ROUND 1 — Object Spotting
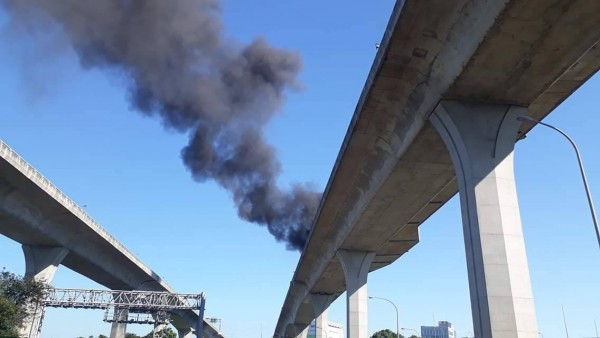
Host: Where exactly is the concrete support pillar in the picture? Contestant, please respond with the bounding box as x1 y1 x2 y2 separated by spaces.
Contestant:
315 309 328 338
430 101 539 338
19 245 68 338
336 250 375 338
178 328 194 338
110 307 129 338
310 293 332 338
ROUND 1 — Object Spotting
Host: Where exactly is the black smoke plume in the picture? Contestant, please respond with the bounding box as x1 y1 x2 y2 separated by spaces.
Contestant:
2 0 321 251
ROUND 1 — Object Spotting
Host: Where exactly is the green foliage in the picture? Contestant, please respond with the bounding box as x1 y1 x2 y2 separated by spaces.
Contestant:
371 329 404 338
142 327 177 338
158 327 177 338
96 327 176 338
0 271 48 337
0 271 48 306
0 294 19 337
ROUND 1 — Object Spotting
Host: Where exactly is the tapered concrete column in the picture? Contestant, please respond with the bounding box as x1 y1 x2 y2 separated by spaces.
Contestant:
314 309 328 338
178 328 194 338
310 293 331 338
336 250 375 338
19 245 68 338
110 307 129 338
430 101 538 338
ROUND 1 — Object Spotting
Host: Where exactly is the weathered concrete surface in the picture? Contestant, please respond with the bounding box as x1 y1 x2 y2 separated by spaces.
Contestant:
274 0 599 336
431 102 538 338
294 325 308 338
178 328 194 338
0 141 223 338
337 251 375 338
179 328 194 338
22 245 69 282
314 308 328 338
308 295 331 338
110 307 129 338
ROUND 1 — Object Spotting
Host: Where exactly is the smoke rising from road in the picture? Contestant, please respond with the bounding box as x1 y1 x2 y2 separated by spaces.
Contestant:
2 0 321 250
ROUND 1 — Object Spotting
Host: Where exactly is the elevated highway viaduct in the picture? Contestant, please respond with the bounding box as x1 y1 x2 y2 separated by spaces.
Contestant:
0 140 224 338
274 1 599 338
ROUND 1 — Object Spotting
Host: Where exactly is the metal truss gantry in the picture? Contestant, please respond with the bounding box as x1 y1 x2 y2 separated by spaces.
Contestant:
34 288 206 335
103 308 171 324
45 288 205 310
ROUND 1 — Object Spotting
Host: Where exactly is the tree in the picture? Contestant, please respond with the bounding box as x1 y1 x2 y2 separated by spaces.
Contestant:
371 329 404 338
0 295 19 337
159 328 177 338
99 335 109 338
125 334 141 338
143 327 177 338
0 271 48 337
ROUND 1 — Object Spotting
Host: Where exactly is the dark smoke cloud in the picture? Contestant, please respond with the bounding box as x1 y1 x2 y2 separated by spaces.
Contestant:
2 0 321 251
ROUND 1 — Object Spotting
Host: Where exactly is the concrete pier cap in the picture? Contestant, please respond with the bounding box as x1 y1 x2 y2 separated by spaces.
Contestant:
19 245 68 338
22 245 69 282
336 250 376 338
310 293 333 338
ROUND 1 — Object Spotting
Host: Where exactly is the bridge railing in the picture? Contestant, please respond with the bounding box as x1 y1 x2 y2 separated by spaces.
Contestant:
0 140 168 289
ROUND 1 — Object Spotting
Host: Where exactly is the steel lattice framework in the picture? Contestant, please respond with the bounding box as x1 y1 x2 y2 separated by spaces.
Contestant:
103 308 171 324
44 288 205 310
32 288 206 337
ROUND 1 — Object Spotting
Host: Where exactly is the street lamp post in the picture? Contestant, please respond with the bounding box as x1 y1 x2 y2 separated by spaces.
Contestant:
517 115 600 248
401 327 420 337
369 296 399 338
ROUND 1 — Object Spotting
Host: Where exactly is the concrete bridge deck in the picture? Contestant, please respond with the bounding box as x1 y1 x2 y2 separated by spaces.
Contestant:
274 0 599 336
0 140 223 338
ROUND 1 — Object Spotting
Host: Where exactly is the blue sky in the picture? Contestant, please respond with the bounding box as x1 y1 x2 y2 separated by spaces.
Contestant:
0 1 598 338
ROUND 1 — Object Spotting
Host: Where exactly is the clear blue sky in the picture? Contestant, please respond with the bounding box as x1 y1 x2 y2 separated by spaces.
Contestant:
0 1 598 338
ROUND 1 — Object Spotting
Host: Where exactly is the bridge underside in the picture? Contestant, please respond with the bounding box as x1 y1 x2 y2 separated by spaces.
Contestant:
276 0 599 336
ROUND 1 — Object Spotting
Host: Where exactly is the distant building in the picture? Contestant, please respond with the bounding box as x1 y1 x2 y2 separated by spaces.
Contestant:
307 320 344 338
421 321 455 338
